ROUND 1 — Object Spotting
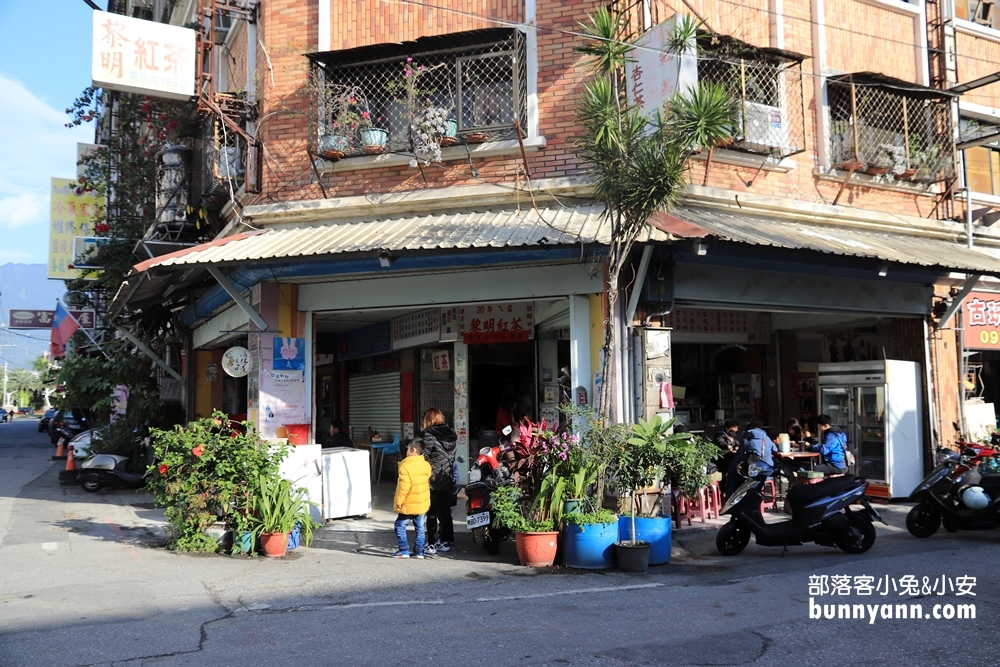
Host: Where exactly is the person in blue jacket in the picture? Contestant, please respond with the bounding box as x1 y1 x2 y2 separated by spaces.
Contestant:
811 414 848 475
724 422 778 498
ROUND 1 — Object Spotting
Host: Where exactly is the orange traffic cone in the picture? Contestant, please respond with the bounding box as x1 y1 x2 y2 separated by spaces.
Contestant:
53 437 66 460
65 446 76 472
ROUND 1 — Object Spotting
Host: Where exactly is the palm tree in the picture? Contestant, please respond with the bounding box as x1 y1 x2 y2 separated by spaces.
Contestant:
8 368 43 408
575 8 737 416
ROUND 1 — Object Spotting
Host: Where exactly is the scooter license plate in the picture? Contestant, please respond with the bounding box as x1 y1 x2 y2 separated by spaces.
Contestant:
467 512 491 529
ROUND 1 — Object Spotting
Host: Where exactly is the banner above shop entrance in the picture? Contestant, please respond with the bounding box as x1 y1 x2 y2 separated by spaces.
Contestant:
460 303 534 344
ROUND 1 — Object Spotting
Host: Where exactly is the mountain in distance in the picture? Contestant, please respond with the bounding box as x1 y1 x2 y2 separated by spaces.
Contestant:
0 263 67 369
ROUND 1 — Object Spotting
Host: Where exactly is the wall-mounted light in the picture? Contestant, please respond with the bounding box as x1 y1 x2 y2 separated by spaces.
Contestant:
878 262 888 277
378 250 396 268
694 240 708 256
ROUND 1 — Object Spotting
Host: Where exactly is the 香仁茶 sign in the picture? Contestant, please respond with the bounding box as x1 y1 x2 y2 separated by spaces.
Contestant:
92 10 196 100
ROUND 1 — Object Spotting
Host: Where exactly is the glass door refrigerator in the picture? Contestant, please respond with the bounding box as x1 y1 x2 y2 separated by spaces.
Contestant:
817 360 924 498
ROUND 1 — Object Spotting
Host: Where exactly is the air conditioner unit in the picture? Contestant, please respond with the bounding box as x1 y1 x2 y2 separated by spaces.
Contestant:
737 101 788 154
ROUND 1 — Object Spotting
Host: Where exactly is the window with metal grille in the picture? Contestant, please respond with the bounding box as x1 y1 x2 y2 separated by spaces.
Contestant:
311 29 526 159
696 37 805 159
827 75 956 184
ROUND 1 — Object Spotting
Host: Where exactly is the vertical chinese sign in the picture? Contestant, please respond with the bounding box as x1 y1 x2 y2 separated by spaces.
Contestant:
624 15 697 121
49 178 103 280
92 10 196 100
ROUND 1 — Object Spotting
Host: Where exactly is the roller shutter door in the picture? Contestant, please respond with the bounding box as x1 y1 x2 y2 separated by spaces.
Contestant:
347 372 401 443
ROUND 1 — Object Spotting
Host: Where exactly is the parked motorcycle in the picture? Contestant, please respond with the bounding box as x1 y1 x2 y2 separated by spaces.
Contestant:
906 446 1000 537
76 424 154 493
716 456 883 556
465 425 516 555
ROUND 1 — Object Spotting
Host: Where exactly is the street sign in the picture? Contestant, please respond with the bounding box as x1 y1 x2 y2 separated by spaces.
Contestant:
8 310 96 330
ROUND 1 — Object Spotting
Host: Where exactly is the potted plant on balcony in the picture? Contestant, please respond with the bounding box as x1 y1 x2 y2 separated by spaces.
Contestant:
317 84 371 160
360 115 388 155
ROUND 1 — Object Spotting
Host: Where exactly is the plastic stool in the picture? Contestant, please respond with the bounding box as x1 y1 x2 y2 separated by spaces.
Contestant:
760 478 778 512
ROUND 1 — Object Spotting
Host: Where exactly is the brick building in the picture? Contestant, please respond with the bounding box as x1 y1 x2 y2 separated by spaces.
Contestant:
112 0 1000 496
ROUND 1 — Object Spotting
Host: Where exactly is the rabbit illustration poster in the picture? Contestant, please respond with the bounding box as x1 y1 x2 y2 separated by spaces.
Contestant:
273 337 306 371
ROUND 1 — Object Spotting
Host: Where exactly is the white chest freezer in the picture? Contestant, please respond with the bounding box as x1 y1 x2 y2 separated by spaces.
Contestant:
321 447 372 520
278 444 324 524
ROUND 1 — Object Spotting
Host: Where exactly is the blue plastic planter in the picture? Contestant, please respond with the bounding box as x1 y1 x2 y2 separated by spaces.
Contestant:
561 521 618 569
287 523 301 550
618 516 672 565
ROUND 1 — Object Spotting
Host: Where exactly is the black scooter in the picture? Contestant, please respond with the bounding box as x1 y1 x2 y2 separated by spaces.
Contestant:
76 425 153 493
906 447 1000 537
717 457 884 556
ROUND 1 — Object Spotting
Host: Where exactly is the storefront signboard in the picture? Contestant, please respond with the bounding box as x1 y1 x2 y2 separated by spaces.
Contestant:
92 10 196 100
440 307 460 342
49 178 103 279
392 308 440 349
339 322 392 361
662 309 770 343
962 291 1000 350
8 309 95 329
259 370 307 439
624 16 696 123
459 303 534 344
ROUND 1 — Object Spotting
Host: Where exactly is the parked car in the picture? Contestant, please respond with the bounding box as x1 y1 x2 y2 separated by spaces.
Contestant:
48 408 90 444
18 407 34 414
0 408 7 423
38 408 56 433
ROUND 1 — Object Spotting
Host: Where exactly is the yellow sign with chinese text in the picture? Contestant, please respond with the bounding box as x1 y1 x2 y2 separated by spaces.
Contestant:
48 178 103 280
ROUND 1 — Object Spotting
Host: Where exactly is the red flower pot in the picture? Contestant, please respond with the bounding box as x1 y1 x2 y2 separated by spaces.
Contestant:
514 531 559 567
259 532 289 558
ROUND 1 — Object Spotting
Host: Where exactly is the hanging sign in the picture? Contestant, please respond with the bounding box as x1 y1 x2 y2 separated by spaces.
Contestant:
49 178 103 279
962 291 1000 349
8 310 95 329
92 11 196 100
221 346 251 377
338 322 392 361
459 303 534 344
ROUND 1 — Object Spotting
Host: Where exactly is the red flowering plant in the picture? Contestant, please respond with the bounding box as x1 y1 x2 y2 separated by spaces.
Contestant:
147 410 288 553
502 417 579 527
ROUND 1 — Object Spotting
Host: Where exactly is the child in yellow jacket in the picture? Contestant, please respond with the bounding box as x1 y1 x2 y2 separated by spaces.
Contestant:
392 439 433 558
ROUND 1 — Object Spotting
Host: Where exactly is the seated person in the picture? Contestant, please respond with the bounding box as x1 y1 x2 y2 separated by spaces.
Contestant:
810 414 849 475
724 422 778 498
323 419 354 449
712 419 740 491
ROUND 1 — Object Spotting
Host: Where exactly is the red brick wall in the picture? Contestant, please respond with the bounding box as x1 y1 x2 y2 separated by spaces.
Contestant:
239 0 956 219
329 0 523 51
931 286 962 449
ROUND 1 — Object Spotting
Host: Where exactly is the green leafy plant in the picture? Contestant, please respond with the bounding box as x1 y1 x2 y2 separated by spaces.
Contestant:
491 485 555 533
248 474 319 545
562 508 617 526
147 411 288 553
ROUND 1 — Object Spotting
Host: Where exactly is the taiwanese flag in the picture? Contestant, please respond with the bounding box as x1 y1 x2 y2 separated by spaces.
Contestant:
50 303 80 359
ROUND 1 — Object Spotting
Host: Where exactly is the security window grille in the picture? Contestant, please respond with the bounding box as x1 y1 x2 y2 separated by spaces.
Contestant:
312 29 526 158
827 75 956 184
961 117 1000 195
697 38 806 159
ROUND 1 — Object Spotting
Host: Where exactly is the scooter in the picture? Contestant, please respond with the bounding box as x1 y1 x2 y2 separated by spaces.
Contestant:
906 447 1000 537
465 425 516 555
77 425 154 493
716 456 883 556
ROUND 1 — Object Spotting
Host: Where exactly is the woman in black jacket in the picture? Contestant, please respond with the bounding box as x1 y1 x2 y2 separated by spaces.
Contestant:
421 408 457 552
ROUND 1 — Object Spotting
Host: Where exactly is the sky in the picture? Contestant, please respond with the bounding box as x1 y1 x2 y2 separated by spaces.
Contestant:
0 0 96 265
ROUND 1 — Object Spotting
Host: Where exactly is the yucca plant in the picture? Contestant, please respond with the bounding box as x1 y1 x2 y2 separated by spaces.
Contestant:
575 8 739 417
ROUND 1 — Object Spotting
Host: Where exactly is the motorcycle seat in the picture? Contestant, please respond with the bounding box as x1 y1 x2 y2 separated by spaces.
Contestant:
786 475 861 505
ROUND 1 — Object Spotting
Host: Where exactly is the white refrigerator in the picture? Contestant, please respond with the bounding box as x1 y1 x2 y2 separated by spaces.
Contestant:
818 360 924 499
321 447 372 520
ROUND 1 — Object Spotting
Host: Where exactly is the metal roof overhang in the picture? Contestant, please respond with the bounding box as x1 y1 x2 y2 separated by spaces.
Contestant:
110 204 648 320
652 206 1000 277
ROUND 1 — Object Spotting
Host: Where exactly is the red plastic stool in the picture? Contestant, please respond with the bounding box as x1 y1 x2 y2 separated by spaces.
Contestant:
760 478 778 512
687 486 718 522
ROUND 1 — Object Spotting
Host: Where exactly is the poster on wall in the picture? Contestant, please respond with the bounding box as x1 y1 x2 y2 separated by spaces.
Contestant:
259 370 307 438
273 337 306 370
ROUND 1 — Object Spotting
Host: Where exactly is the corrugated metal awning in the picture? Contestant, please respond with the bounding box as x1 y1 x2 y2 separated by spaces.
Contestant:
653 206 1000 276
140 204 649 269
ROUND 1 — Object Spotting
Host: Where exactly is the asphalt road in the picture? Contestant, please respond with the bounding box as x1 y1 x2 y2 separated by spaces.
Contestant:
1 417 997 667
